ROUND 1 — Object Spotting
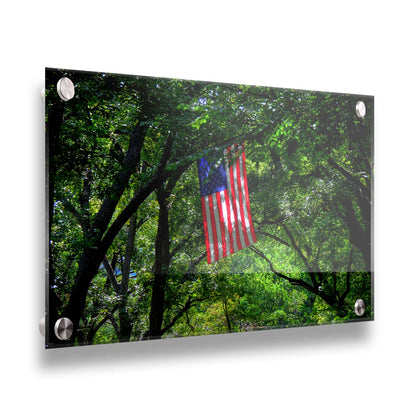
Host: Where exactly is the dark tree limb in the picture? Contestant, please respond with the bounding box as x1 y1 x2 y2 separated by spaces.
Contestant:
313 244 323 273
281 224 310 270
121 213 137 294
248 246 336 306
147 182 172 338
108 313 120 337
339 248 354 305
281 224 318 288
89 121 147 241
169 236 192 260
338 196 371 271
328 158 370 199
160 297 208 336
86 313 112 343
102 255 120 294
223 298 232 333
100 139 186 254
62 121 148 342
185 252 206 276
257 231 290 247
117 212 138 341
60 197 88 233
248 246 312 290
79 167 92 229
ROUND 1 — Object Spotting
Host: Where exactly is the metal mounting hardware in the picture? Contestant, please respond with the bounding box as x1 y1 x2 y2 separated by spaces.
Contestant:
57 77 75 101
354 299 366 316
39 316 45 337
54 318 73 340
355 101 366 118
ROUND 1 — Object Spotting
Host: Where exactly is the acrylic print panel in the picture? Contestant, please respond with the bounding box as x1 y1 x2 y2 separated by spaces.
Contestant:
45 68 374 348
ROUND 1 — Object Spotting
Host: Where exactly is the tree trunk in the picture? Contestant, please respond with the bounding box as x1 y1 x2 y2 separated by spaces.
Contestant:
57 123 146 346
147 187 170 339
118 212 137 341
223 298 232 333
339 197 371 271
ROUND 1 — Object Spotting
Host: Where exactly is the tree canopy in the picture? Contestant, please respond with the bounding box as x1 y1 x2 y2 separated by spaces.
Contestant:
45 68 373 348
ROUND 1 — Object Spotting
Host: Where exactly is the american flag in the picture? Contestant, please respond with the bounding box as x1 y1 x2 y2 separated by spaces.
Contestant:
197 143 257 264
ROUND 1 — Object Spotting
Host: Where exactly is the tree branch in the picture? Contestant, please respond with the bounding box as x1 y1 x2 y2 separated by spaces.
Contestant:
248 246 314 291
90 122 147 239
328 158 370 199
161 297 207 335
248 246 338 306
102 255 120 294
87 313 111 342
257 231 290 247
60 197 85 229
79 167 92 229
339 248 354 304
313 244 323 273
121 211 137 296
185 252 206 275
281 224 317 287
169 236 192 260
108 313 120 337
100 135 190 256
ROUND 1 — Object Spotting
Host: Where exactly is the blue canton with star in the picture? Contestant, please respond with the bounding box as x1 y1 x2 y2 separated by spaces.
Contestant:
197 152 227 197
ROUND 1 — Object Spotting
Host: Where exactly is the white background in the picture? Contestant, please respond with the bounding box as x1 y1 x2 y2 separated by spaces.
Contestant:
1 1 415 414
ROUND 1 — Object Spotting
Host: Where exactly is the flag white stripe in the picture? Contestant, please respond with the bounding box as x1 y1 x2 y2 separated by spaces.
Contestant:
220 190 230 257
212 193 224 259
204 196 215 262
238 151 254 245
224 148 239 253
232 145 247 249
228 191 238 253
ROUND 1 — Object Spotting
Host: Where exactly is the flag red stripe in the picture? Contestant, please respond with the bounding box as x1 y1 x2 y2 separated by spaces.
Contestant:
224 189 235 255
216 192 227 259
236 151 250 247
201 197 211 264
229 163 242 251
208 194 219 262
242 149 256 243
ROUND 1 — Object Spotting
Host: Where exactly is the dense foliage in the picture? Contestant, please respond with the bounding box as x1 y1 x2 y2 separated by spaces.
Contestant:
46 68 373 347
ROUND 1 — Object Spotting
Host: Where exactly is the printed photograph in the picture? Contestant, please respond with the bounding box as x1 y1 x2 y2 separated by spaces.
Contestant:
46 68 373 348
